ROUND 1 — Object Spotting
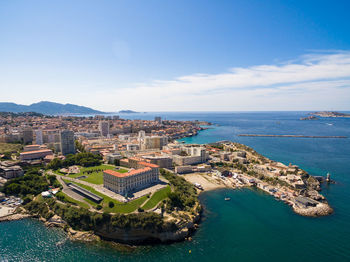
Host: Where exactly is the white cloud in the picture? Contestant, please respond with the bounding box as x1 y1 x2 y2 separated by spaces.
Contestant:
1 51 350 111
88 51 350 111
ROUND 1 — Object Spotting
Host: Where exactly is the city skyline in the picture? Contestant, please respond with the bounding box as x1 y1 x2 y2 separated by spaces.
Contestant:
1 0 350 111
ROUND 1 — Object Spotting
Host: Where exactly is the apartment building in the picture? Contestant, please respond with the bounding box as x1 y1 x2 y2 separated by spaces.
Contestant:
140 135 168 150
60 130 75 155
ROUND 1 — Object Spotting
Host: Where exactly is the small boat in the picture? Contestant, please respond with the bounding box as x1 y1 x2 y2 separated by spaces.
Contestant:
224 197 231 201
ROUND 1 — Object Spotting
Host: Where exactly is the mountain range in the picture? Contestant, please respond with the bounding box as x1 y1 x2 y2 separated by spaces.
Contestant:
0 101 105 115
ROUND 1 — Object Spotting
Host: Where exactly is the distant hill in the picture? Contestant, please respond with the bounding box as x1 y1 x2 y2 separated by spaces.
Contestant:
0 101 104 115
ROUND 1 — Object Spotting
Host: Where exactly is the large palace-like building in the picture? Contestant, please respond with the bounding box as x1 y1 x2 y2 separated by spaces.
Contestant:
103 161 159 195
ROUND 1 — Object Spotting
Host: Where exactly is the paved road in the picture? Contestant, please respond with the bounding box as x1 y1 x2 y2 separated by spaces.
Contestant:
50 172 94 209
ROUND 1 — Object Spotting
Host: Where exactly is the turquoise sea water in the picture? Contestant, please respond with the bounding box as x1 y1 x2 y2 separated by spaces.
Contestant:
1 112 350 261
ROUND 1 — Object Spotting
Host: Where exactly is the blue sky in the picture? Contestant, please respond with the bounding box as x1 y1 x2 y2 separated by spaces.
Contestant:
0 0 350 111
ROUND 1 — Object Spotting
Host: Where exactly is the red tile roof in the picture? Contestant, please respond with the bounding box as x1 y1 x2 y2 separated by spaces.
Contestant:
20 149 53 155
138 161 159 168
104 167 152 178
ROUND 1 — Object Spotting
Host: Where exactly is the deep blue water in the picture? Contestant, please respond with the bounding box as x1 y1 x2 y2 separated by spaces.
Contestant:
1 112 350 261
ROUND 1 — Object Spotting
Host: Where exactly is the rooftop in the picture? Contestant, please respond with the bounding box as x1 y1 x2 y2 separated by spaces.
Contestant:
138 161 159 168
20 149 53 155
104 167 152 178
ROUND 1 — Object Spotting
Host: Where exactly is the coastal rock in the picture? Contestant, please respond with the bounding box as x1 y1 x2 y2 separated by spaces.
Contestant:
0 213 31 222
45 215 67 228
67 228 100 242
95 213 200 244
95 226 191 243
300 116 318 120
293 203 333 217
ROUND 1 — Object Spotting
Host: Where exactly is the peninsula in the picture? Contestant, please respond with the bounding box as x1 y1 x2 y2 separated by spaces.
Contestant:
0 113 333 246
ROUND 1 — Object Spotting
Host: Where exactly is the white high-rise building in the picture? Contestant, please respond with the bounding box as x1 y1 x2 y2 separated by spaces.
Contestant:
138 130 146 142
35 129 43 145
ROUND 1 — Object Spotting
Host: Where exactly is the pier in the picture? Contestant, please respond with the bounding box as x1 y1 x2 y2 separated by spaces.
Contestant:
238 134 347 139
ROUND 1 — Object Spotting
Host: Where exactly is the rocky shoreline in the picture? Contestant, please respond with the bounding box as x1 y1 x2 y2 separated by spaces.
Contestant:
42 212 200 244
183 141 335 218
17 199 202 245
0 212 32 222
185 172 334 218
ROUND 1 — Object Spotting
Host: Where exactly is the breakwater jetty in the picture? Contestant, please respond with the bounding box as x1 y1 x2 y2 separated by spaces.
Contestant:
238 134 347 138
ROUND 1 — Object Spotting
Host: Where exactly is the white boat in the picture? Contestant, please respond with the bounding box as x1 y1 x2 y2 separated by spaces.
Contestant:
224 197 231 201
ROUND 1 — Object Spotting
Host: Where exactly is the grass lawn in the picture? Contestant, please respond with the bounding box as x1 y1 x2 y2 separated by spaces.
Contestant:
68 164 128 185
63 179 148 213
0 142 22 153
142 186 171 210
55 191 90 209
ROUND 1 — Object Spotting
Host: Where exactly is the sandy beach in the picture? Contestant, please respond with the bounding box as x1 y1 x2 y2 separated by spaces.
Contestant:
182 173 228 191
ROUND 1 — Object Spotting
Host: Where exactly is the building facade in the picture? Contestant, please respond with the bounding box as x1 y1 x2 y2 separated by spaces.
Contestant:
99 121 109 137
19 149 53 161
35 129 43 145
103 165 159 195
0 164 24 179
143 155 173 168
140 136 168 150
22 128 33 144
173 146 209 165
154 116 162 123
60 130 75 155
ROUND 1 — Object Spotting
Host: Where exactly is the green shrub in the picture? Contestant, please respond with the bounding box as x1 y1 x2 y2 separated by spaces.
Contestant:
2 171 49 196
160 169 198 211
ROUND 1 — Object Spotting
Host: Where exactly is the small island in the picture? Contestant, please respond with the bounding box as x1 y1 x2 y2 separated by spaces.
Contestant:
310 111 350 118
118 110 139 114
300 115 318 121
